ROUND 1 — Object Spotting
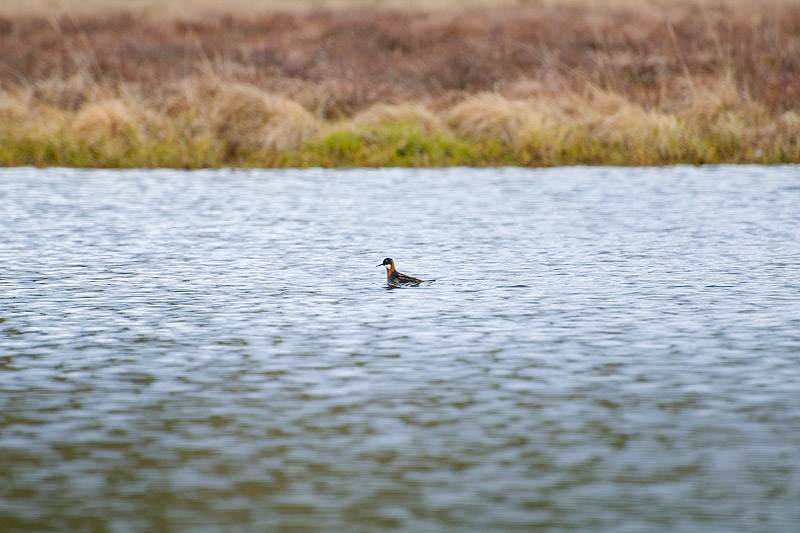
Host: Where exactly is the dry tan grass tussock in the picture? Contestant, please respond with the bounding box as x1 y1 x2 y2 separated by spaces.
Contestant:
349 103 445 134
673 77 770 144
663 75 760 119
576 89 682 152
444 93 537 148
289 80 399 121
777 112 800 142
160 81 206 117
31 75 111 112
210 83 321 154
598 107 682 157
746 110 800 150
71 99 140 143
0 90 32 125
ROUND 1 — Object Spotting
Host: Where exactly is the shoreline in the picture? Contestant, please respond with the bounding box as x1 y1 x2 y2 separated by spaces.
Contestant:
1 2 798 167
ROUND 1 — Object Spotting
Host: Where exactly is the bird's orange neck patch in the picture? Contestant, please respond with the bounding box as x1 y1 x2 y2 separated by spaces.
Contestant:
387 264 395 275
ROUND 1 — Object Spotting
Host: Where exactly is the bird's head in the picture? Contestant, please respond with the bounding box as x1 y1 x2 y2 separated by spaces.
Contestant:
376 257 394 270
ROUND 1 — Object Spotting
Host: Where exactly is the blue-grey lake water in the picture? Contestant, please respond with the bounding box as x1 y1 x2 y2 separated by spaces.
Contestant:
1 166 799 532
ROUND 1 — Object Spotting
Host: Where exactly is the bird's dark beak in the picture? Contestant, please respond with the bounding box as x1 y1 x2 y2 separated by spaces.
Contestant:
376 263 383 267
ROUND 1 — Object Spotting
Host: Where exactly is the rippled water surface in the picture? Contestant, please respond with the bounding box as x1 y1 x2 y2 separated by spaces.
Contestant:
2 166 800 531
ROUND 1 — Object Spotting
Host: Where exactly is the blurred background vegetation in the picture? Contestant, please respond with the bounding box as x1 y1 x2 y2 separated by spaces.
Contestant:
1 0 798 167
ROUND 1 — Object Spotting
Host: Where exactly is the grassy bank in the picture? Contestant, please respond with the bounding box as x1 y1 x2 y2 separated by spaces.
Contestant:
1 1 799 167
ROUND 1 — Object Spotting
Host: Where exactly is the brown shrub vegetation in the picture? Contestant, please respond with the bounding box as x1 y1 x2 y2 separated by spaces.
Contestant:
1 1 798 115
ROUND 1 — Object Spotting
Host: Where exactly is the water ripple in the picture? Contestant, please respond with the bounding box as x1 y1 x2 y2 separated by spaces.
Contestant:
1 166 799 531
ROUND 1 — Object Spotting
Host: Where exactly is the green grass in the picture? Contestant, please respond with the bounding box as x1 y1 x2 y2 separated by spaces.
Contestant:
278 125 478 167
0 117 797 169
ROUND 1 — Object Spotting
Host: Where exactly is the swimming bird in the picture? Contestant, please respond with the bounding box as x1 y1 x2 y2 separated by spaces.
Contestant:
377 258 435 287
